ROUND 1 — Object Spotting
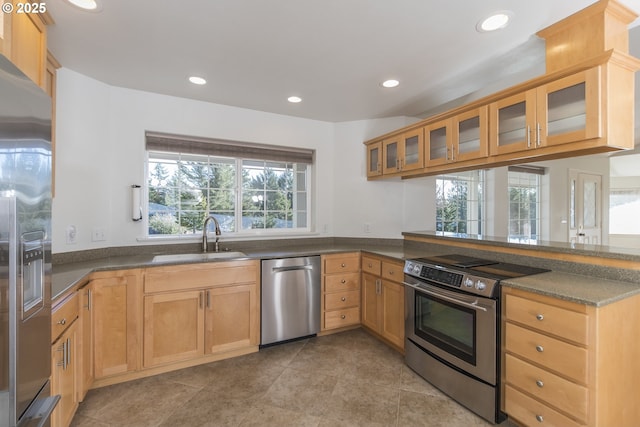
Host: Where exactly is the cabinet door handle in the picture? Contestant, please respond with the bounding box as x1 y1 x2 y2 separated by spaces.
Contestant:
84 288 92 310
535 415 544 423
536 380 544 388
56 343 65 368
445 146 449 161
199 291 204 309
527 125 532 148
451 145 455 161
57 318 66 325
206 290 211 309
536 345 544 353
536 314 544 321
66 337 71 369
536 123 542 146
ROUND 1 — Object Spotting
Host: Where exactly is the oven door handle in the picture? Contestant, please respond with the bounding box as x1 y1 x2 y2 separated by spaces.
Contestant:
403 281 488 312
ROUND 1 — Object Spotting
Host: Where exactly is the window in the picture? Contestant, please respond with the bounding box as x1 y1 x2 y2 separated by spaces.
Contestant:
146 132 312 236
508 167 541 243
610 188 640 234
436 170 484 234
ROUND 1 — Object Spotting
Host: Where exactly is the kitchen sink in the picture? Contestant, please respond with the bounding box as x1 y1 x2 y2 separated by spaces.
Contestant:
152 251 247 263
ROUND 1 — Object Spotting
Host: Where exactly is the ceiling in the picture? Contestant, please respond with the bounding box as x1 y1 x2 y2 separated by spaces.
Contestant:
46 0 640 123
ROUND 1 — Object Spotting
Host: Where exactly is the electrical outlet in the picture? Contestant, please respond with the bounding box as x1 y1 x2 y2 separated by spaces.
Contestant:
66 225 77 244
92 227 106 242
363 223 371 234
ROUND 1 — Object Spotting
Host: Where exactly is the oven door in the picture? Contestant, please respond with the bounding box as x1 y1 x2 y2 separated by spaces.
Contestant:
404 275 497 385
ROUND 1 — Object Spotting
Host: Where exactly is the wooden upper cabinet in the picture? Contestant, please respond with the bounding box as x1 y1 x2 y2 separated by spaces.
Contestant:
10 10 47 88
424 118 452 167
381 129 424 175
490 67 601 157
382 135 401 175
0 6 53 89
400 128 424 172
366 141 382 178
425 107 488 167
453 106 489 162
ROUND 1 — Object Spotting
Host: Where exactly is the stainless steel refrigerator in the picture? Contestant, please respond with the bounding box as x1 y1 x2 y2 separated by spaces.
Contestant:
0 55 58 426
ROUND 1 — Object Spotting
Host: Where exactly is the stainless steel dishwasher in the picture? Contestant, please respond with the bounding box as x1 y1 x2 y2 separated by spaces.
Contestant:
261 256 321 346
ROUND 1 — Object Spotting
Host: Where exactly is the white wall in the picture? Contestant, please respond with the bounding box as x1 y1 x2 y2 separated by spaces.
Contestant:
53 68 336 253
52 68 615 253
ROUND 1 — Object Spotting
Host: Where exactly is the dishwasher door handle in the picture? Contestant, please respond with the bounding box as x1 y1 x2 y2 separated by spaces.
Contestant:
271 265 314 273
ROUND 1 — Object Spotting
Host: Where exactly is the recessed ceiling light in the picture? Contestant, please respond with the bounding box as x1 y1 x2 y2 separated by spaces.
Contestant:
64 0 101 11
288 96 302 103
477 11 512 32
382 79 400 88
188 76 207 85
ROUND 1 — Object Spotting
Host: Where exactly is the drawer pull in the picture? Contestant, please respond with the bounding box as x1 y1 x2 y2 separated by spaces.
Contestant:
341 297 346 302
388 270 394 275
536 380 544 388
57 318 66 325
341 279 346 284
536 314 544 321
536 414 544 423
341 263 346 267
368 263 372 268
341 314 346 319
536 345 544 353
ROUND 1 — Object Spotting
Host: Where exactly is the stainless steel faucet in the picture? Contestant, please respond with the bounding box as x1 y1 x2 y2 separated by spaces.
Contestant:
202 215 222 253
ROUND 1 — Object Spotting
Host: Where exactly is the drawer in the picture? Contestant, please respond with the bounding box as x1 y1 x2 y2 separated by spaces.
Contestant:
51 292 79 343
325 289 360 310
324 307 360 330
504 384 585 427
505 323 588 383
361 256 381 275
505 354 588 422
505 294 588 345
324 272 360 292
381 260 403 282
145 260 258 293
324 254 360 274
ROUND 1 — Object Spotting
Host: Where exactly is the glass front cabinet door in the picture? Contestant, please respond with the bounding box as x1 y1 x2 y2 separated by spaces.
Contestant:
366 141 382 178
382 129 424 175
490 67 601 156
424 119 452 167
382 136 401 175
400 128 424 172
452 106 488 162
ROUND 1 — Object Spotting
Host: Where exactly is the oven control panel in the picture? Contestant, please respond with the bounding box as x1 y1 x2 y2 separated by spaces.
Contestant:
404 260 498 298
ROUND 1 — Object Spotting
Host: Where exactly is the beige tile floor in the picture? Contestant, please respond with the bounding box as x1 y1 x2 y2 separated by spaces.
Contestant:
70 329 518 427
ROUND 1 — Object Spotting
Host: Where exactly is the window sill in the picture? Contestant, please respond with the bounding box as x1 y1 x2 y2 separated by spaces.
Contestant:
136 230 323 244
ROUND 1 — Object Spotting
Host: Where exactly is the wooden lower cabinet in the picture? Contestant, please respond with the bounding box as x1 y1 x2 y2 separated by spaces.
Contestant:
143 260 260 369
78 285 93 401
360 255 404 351
51 293 80 427
502 287 640 427
321 253 361 332
88 270 142 380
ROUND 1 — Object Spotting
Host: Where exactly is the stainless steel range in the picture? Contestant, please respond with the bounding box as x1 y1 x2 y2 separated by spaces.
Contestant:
403 254 548 424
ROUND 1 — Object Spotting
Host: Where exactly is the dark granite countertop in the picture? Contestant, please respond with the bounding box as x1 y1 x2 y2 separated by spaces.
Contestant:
403 230 640 262
52 241 640 308
51 244 429 302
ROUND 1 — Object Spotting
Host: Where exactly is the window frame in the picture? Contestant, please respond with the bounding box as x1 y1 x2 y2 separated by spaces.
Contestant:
144 134 314 239
507 168 541 243
435 170 485 235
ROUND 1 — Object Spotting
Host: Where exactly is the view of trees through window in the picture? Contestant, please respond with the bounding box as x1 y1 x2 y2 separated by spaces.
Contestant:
508 170 540 243
147 152 308 235
435 171 484 234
